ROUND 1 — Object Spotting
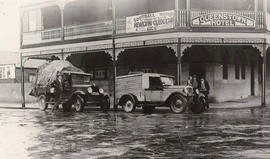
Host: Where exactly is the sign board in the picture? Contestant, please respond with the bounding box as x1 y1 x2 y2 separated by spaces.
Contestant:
191 12 255 28
0 65 15 79
126 10 175 33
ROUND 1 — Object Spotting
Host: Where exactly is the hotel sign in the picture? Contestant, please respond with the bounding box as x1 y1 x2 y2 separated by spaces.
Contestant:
191 12 255 28
126 10 174 33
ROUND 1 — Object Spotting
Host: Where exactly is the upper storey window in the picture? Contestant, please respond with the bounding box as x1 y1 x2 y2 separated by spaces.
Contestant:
22 9 42 32
41 6 61 29
116 0 174 18
64 0 110 26
268 0 270 13
191 0 255 11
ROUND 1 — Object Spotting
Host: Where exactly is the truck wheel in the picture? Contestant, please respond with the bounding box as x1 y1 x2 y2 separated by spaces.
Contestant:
169 95 187 114
142 106 155 114
38 95 48 111
74 97 84 112
190 97 206 114
122 97 136 113
63 102 72 112
100 96 110 112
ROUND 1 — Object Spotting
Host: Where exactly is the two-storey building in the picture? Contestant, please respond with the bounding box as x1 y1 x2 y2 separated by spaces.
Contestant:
20 0 270 104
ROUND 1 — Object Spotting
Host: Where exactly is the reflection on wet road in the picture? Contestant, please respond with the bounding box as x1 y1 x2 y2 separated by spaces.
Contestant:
1 107 270 159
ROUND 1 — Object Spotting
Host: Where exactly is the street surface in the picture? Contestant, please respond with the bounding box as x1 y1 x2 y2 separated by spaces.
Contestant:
1 105 270 159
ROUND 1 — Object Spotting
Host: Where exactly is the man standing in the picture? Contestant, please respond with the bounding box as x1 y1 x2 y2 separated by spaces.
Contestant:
199 77 210 109
52 72 64 111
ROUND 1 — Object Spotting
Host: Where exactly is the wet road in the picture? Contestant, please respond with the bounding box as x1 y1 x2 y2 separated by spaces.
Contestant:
1 106 270 159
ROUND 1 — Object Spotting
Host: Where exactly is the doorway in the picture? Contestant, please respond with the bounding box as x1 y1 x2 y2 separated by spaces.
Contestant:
189 63 206 79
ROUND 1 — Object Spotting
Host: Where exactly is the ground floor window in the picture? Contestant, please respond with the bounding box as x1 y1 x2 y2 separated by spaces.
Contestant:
93 69 107 80
241 64 246 80
28 73 36 83
235 63 240 80
142 68 153 73
223 63 228 80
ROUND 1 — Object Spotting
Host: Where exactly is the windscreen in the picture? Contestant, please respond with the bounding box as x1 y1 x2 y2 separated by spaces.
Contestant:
71 74 91 85
161 76 174 86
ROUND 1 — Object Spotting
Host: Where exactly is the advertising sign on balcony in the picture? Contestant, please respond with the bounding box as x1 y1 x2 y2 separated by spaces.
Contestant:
191 12 255 28
0 65 15 79
126 10 174 33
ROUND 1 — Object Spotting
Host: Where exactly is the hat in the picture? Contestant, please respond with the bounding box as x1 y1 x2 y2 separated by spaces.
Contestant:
56 71 63 77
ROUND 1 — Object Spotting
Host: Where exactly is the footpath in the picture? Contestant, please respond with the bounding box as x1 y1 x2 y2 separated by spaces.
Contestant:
210 95 270 109
0 96 269 110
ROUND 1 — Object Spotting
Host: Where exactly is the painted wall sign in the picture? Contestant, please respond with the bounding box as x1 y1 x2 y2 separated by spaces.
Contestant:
0 65 15 79
126 10 175 33
191 12 255 28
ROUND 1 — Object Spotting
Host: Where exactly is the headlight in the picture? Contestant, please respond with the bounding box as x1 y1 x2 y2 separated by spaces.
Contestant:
50 87 55 93
99 88 104 94
87 87 93 93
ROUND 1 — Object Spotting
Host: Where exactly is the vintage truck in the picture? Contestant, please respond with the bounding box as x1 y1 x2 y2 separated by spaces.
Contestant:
116 73 203 114
30 60 110 112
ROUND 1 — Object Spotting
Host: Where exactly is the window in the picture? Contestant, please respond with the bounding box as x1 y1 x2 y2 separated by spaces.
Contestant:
94 70 107 80
191 0 254 11
241 64 246 80
235 63 240 80
268 0 270 13
0 67 6 79
0 68 3 79
29 10 37 31
149 77 163 90
71 74 91 85
222 63 228 80
116 0 174 18
142 68 153 73
29 74 36 83
42 6 61 29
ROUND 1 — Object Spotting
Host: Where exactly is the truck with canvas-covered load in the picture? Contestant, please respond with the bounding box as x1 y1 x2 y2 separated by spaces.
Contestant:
29 60 110 112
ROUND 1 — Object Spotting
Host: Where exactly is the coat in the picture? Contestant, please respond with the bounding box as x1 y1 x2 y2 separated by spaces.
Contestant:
198 80 210 94
52 79 64 98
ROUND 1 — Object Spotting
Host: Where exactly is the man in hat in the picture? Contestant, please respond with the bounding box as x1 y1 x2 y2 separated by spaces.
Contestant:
52 71 64 111
198 77 210 109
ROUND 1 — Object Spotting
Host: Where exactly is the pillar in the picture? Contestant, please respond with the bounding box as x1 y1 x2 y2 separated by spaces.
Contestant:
262 43 267 106
175 0 180 28
177 44 182 85
186 0 191 28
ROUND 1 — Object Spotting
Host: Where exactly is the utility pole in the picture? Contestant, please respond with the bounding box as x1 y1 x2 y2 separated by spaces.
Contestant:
20 53 25 108
112 0 117 110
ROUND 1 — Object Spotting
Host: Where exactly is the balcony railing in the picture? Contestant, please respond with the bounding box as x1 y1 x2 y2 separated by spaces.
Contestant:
41 28 62 40
22 10 265 46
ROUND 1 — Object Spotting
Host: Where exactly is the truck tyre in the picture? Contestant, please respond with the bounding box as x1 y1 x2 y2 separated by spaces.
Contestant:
63 102 72 112
122 96 136 113
190 96 206 114
169 95 187 114
142 106 155 114
74 96 84 112
38 95 48 111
